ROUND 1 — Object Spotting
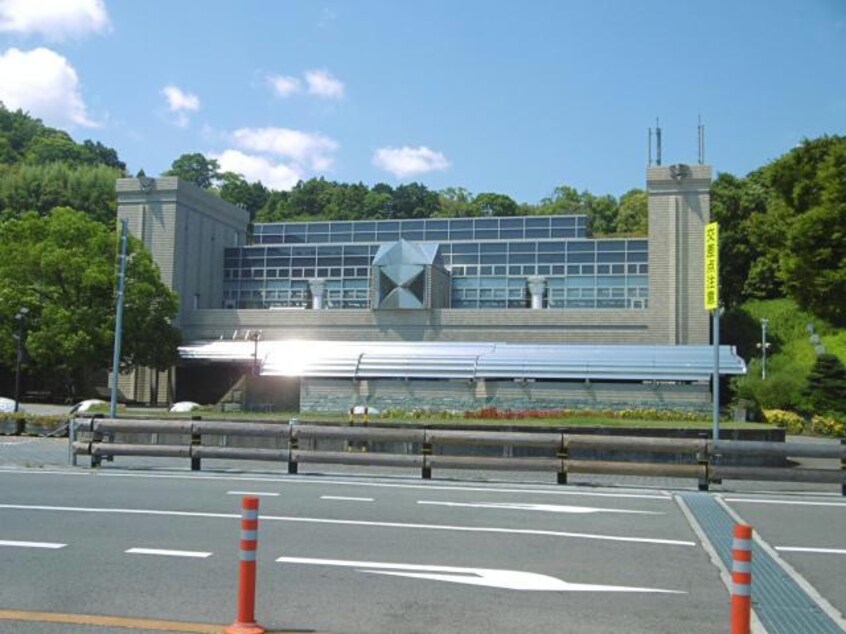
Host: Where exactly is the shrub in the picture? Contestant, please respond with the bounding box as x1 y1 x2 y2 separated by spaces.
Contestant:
762 409 807 434
809 414 846 438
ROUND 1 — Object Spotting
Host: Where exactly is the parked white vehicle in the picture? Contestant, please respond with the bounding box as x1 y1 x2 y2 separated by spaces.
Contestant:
169 401 201 413
68 399 107 414
0 397 22 413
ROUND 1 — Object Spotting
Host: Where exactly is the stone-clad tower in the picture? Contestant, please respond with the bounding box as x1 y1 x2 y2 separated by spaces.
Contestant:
646 163 711 344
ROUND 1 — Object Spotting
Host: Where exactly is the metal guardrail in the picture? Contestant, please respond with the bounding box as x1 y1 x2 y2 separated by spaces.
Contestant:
70 418 846 493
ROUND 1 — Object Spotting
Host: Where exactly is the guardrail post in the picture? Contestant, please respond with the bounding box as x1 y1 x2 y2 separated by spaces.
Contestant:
225 496 265 634
698 433 710 491
190 415 202 471
90 416 102 468
68 419 77 466
731 523 753 634
421 432 432 480
557 434 568 485
841 439 845 497
288 418 298 475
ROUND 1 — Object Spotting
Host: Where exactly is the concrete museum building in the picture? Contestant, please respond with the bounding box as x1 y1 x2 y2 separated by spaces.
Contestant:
115 163 745 412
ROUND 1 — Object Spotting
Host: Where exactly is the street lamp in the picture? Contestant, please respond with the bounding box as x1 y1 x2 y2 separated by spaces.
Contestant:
756 318 771 380
13 307 30 413
249 330 263 376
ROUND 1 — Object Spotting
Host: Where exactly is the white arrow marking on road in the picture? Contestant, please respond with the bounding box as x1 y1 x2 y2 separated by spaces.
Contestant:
417 501 662 515
0 540 65 549
276 557 684 593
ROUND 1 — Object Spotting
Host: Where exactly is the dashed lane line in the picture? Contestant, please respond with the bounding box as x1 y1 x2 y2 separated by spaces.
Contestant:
320 495 374 502
0 503 695 547
723 497 846 508
0 539 65 549
775 547 846 555
227 490 280 496
126 547 213 558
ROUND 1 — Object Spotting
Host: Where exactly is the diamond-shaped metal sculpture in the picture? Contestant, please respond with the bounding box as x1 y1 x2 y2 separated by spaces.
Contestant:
372 240 442 309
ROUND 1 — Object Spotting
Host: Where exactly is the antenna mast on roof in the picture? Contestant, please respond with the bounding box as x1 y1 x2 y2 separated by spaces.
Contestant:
648 127 653 166
655 118 662 166
697 115 705 164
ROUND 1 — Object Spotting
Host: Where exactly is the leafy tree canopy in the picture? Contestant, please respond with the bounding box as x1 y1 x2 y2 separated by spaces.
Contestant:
164 153 221 189
0 208 179 399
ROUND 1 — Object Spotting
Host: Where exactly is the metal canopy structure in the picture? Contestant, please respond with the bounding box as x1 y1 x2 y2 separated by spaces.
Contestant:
179 340 746 383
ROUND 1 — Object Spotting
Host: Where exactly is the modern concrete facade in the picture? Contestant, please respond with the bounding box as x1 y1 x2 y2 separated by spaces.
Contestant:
115 163 721 410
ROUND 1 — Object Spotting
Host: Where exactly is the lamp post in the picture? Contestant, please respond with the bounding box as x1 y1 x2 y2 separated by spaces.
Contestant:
250 330 263 376
13 307 30 413
757 318 770 380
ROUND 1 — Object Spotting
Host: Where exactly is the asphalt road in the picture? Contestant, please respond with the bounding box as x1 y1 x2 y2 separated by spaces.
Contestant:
0 465 844 634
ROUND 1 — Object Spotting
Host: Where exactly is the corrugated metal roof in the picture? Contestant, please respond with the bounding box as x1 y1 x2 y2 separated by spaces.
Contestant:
179 340 746 382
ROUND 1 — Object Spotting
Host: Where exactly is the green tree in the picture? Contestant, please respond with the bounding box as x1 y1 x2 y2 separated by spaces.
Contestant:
390 182 439 219
164 153 221 189
218 172 269 219
0 208 179 399
472 192 518 217
0 162 122 225
779 139 846 325
438 187 475 217
803 353 846 414
24 132 90 165
616 189 647 235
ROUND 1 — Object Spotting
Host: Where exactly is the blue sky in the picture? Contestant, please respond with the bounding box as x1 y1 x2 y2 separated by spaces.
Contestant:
0 0 844 203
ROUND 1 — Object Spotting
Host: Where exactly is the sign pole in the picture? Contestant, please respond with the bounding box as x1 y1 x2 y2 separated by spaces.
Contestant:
713 307 720 441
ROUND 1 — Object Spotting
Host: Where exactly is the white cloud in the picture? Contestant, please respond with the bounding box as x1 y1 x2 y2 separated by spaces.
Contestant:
212 149 303 191
0 47 96 128
0 0 110 40
268 74 302 98
232 126 338 170
305 68 344 99
162 85 200 127
373 146 450 178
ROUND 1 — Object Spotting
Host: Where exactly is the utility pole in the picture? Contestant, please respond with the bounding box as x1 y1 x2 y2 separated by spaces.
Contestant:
13 307 29 413
110 219 128 419
758 318 770 380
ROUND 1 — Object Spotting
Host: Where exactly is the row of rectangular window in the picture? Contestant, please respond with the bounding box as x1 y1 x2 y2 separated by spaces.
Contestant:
226 239 647 261
223 263 649 283
254 215 588 234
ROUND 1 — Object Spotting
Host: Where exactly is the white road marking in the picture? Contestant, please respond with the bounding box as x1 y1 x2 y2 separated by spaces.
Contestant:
0 540 65 549
724 498 846 508
0 468 672 500
125 548 212 558
0 504 694 547
276 557 684 593
226 491 279 497
417 500 661 515
776 547 846 555
321 496 374 502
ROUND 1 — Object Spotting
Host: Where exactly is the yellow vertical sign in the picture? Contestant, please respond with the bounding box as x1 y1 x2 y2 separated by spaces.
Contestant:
705 222 719 310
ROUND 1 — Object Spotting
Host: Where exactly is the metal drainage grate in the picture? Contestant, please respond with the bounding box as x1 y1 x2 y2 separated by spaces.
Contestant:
679 492 844 634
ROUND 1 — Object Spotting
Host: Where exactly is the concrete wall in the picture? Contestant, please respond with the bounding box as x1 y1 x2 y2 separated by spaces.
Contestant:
300 378 711 414
116 178 250 324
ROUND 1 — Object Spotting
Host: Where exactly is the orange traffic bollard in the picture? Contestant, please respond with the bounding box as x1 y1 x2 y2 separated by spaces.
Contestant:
730 523 753 634
225 496 265 634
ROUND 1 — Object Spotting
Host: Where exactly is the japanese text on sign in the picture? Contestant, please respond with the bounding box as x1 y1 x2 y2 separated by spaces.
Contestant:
705 222 719 310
